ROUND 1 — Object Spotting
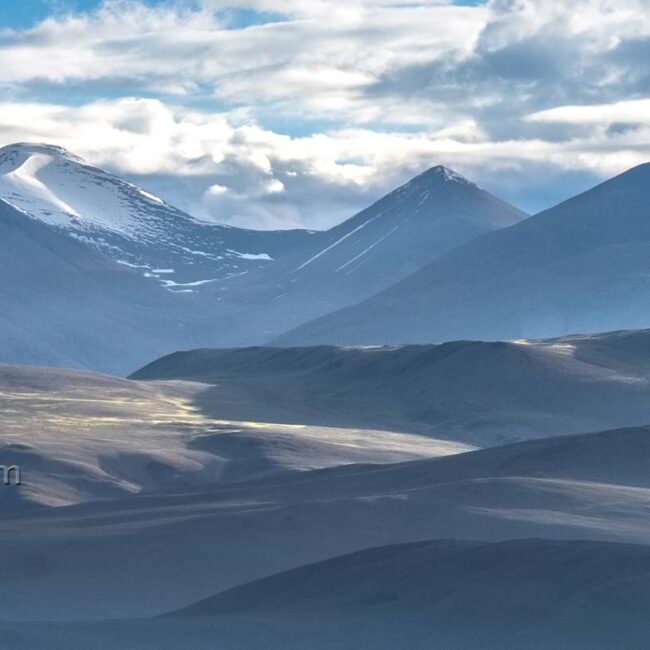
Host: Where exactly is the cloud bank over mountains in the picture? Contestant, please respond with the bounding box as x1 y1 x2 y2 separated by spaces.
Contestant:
0 0 648 228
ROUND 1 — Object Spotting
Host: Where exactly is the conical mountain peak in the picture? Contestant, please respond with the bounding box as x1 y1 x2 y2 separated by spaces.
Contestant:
411 164 477 188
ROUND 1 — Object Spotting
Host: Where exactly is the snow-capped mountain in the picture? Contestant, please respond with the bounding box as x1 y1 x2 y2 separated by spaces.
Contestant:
0 143 314 290
0 144 526 368
277 162 650 346
207 164 526 345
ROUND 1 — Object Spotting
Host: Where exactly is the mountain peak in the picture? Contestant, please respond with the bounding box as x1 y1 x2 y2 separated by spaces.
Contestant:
0 142 84 168
1 141 74 154
386 164 477 203
600 161 650 188
416 164 476 187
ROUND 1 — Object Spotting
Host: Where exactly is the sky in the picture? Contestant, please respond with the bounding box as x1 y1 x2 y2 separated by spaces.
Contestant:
0 0 648 229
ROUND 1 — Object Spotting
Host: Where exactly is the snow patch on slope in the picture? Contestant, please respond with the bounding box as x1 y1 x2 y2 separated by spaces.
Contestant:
296 214 383 270
228 250 274 260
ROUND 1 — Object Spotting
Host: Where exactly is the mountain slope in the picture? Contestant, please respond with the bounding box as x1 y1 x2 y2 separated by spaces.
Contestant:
209 165 526 343
131 329 650 445
0 195 283 373
0 143 315 289
277 162 650 345
0 197 200 373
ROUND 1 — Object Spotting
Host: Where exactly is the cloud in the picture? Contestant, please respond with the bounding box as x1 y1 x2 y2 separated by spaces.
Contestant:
527 99 650 125
2 94 649 227
0 0 648 225
0 0 488 122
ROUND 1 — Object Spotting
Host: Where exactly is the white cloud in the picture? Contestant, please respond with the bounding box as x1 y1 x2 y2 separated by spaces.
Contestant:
2 94 648 228
0 0 648 225
0 0 488 124
527 99 650 125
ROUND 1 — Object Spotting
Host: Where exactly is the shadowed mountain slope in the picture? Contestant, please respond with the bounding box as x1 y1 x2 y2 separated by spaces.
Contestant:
0 198 199 373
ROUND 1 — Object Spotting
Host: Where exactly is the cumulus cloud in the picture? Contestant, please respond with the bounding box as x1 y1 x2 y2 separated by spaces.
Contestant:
527 99 650 125
0 0 489 125
0 0 648 225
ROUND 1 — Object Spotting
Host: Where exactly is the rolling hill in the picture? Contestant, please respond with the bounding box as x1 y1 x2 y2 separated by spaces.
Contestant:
1 423 650 621
132 329 650 445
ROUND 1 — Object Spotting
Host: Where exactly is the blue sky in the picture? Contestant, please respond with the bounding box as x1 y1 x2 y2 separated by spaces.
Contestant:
0 0 648 229
0 1 484 29
0 1 101 28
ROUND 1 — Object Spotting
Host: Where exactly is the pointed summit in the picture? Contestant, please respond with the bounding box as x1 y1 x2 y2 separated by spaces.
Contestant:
389 164 477 202
334 162 522 237
292 164 524 279
419 164 476 186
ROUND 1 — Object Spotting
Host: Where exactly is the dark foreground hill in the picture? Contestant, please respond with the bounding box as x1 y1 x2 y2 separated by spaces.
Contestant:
4 538 650 649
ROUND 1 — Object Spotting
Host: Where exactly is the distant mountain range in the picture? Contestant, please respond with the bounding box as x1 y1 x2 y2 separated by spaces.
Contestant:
3 141 650 373
0 142 525 372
